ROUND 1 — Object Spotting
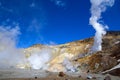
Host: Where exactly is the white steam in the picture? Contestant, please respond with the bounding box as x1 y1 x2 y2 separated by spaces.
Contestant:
89 0 115 52
0 26 53 70
0 26 26 68
63 58 78 72
28 48 52 70
0 25 55 70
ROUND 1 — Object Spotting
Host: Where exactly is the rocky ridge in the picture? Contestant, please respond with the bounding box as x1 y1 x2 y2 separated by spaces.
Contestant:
22 31 120 76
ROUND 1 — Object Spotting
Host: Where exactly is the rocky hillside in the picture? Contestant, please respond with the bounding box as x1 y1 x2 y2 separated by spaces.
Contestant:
22 31 120 76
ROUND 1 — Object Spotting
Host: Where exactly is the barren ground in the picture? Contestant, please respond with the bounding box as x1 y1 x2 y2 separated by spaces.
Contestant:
0 69 120 80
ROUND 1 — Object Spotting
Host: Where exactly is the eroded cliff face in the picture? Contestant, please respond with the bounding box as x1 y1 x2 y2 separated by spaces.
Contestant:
20 31 120 75
76 31 120 73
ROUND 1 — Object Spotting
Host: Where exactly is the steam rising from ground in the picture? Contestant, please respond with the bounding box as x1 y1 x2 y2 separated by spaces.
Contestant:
0 26 78 72
0 26 26 68
0 26 53 70
89 0 115 52
63 58 78 72
28 48 52 70
0 0 116 74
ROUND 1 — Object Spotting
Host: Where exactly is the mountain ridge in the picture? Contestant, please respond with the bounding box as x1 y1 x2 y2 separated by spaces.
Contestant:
22 31 120 76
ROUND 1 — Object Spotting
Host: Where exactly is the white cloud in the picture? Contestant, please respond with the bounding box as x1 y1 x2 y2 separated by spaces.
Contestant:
27 19 42 33
51 0 66 7
30 2 35 8
47 41 57 46
0 5 13 13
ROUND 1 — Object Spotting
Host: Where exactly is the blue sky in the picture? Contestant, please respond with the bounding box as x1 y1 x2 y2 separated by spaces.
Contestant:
0 0 120 48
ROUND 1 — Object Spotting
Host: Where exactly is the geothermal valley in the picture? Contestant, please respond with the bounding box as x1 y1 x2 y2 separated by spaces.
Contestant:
0 31 120 80
0 0 119 80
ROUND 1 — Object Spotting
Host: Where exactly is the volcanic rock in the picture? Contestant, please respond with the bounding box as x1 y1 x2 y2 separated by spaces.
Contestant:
106 68 120 76
104 76 111 80
20 31 120 76
58 72 65 77
77 53 118 73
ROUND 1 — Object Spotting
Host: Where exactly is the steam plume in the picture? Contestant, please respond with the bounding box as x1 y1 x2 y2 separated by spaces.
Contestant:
0 26 26 68
89 0 115 52
28 48 52 70
0 25 53 70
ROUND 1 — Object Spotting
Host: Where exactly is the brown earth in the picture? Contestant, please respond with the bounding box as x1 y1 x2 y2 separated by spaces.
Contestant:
23 31 120 75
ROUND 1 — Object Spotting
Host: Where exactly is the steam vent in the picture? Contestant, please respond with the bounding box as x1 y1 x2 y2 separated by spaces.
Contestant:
3 31 118 80
0 0 120 79
24 31 120 72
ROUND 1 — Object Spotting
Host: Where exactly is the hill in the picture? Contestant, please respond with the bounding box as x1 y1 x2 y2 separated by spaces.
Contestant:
22 31 120 76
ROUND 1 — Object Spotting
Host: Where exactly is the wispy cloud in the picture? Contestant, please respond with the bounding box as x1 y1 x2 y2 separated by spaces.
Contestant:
51 0 66 7
0 2 2 6
0 2 13 13
27 19 43 33
30 2 36 8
